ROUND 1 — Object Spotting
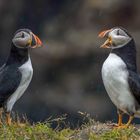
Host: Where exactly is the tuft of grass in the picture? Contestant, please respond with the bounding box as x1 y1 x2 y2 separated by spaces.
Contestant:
1 113 140 140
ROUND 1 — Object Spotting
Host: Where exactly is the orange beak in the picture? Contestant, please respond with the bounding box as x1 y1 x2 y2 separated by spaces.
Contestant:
98 29 112 48
31 33 43 48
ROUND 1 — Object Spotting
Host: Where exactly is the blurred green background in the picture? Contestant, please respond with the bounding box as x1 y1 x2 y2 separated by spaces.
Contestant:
0 0 140 127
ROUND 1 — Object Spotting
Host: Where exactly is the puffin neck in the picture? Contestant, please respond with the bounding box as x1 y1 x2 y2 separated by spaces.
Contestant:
6 43 29 66
111 39 137 72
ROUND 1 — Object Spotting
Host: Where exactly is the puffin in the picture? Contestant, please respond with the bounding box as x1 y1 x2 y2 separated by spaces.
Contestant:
99 27 140 128
0 29 42 125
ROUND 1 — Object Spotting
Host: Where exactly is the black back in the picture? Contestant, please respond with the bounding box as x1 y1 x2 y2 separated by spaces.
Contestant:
7 43 29 66
0 43 29 107
0 65 22 107
128 70 140 104
111 39 137 72
112 39 140 104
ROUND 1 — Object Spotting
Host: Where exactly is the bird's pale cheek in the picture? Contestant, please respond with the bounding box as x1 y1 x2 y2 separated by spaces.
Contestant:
13 39 28 48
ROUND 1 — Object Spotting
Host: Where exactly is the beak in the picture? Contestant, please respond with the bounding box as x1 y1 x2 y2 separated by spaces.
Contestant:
30 33 43 48
98 29 112 48
100 37 112 48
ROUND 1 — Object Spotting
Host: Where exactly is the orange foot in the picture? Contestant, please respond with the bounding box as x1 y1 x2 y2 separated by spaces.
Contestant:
114 124 129 129
6 112 11 126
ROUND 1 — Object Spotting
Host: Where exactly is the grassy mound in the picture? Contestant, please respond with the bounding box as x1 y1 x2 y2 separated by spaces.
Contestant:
0 112 139 139
0 119 140 140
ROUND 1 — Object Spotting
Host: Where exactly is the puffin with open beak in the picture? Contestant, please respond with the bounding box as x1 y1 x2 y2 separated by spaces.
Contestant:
99 27 140 128
0 29 42 125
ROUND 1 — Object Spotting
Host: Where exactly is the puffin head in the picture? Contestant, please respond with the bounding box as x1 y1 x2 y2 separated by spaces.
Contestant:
98 27 132 49
12 29 42 49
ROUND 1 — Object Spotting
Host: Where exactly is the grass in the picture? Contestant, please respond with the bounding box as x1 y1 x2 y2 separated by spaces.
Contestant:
1 113 140 140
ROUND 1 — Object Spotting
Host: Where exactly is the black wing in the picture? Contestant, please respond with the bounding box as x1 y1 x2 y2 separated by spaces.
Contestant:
0 65 22 105
128 70 140 104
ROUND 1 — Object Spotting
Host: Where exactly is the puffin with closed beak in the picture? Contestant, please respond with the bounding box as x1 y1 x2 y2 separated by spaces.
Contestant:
99 27 140 128
0 29 42 125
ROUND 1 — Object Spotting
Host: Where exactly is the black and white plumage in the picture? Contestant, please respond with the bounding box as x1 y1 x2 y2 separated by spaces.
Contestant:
99 27 140 128
0 29 42 125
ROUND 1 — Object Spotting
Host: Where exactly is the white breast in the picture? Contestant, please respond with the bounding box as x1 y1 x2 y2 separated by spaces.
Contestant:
6 57 33 112
102 53 136 113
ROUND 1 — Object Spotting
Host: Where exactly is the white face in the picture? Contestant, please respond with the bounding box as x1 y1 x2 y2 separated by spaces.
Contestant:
12 31 32 49
109 28 132 49
99 28 132 49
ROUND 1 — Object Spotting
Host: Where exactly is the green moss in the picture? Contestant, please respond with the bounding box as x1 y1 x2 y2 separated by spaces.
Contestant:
0 120 140 140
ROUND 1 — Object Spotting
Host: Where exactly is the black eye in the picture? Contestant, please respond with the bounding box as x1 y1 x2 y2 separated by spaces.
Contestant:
21 32 25 38
117 30 120 35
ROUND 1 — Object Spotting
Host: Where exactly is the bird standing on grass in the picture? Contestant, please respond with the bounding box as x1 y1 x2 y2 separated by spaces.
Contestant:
99 27 140 128
0 29 42 125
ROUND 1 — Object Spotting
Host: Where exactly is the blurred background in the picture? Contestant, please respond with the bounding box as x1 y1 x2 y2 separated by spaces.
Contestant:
0 0 140 127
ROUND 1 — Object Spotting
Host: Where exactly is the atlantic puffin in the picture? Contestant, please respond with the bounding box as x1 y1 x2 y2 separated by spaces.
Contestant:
0 29 42 125
99 27 140 128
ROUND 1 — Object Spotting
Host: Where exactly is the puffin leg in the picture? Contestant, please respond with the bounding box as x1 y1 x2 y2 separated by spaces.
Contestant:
6 112 11 125
116 115 134 129
0 108 3 125
115 109 123 127
16 115 26 127
117 114 123 126
125 116 134 127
